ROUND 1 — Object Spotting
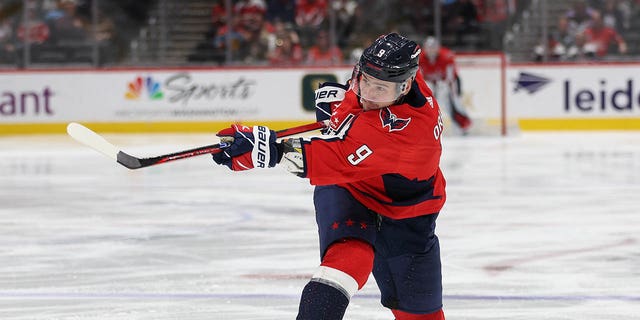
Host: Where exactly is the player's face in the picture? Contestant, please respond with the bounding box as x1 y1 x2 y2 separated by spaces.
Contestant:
426 48 438 61
424 37 440 59
360 97 393 111
356 73 402 110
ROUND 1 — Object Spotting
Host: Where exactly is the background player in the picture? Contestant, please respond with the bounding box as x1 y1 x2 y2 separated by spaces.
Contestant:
211 33 447 320
419 36 472 134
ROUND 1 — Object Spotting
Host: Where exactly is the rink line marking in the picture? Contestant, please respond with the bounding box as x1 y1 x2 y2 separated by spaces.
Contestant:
519 118 640 130
240 273 313 280
0 121 313 135
483 238 637 275
0 292 637 302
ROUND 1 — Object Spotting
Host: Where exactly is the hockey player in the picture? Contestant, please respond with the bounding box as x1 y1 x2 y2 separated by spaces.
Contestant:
419 36 472 134
212 33 446 320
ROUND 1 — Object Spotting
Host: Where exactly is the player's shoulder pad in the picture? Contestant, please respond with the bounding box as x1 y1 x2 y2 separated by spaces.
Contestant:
315 82 348 105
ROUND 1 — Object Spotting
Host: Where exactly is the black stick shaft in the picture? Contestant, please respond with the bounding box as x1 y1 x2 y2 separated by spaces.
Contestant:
116 121 326 169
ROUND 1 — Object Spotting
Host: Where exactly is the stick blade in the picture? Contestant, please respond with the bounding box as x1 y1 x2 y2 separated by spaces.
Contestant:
66 122 119 161
116 151 143 169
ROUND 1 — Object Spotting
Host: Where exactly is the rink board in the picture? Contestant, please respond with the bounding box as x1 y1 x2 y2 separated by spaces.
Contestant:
2 61 640 133
508 62 640 130
0 67 349 134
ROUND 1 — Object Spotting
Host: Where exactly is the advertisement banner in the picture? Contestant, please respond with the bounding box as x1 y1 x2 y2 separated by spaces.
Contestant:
507 64 640 129
4 63 640 133
0 68 350 124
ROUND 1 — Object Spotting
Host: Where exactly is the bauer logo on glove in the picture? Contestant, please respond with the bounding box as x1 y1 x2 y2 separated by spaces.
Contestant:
212 124 280 171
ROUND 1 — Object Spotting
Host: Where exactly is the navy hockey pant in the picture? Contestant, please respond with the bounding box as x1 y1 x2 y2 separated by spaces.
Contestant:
313 185 443 314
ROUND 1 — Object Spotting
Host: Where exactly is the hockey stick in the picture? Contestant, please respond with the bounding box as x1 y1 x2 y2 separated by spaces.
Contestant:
67 121 327 170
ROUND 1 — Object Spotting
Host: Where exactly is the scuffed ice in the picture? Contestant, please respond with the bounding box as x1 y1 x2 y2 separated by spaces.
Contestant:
0 132 638 320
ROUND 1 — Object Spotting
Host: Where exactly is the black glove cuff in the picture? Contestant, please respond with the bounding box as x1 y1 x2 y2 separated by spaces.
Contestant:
276 142 285 163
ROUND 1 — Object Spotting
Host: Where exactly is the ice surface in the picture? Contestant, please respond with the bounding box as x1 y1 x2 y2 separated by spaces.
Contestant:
0 132 638 319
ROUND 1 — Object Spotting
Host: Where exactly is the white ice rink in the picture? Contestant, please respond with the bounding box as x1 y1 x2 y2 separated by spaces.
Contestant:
0 131 639 320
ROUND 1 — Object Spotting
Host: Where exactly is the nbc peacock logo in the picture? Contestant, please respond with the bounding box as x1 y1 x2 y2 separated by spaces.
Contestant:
125 76 164 100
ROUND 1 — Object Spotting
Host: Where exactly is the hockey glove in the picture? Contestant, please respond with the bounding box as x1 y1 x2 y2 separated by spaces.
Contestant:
314 82 348 122
212 124 281 171
280 138 305 177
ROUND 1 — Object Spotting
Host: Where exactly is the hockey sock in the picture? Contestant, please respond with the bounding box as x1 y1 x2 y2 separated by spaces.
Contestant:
452 110 472 130
321 239 374 289
296 239 374 320
392 308 445 320
296 280 349 320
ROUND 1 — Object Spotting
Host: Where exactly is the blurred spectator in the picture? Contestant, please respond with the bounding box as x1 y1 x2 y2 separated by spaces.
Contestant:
100 1 154 63
210 0 227 36
568 32 598 60
305 30 343 65
268 23 303 65
41 0 58 12
266 0 296 25
551 16 579 59
42 0 92 63
91 9 116 64
448 0 480 46
582 11 627 57
534 16 578 61
44 0 66 20
565 0 598 35
212 0 275 64
46 0 90 45
481 0 514 50
272 19 300 45
346 34 374 64
93 12 115 44
0 20 12 44
347 1 385 40
16 1 51 46
0 18 16 63
600 0 626 32
211 15 245 64
9 0 51 65
398 0 433 36
331 0 358 48
237 0 275 63
189 0 228 63
295 0 327 48
616 0 634 31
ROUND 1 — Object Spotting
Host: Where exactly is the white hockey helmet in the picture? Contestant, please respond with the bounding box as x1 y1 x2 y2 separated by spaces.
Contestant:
423 36 440 61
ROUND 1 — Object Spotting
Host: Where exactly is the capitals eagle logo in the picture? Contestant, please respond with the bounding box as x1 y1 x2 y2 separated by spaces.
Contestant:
380 108 411 132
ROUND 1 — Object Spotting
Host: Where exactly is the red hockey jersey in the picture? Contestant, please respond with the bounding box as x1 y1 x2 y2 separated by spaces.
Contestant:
419 47 458 83
300 72 446 219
